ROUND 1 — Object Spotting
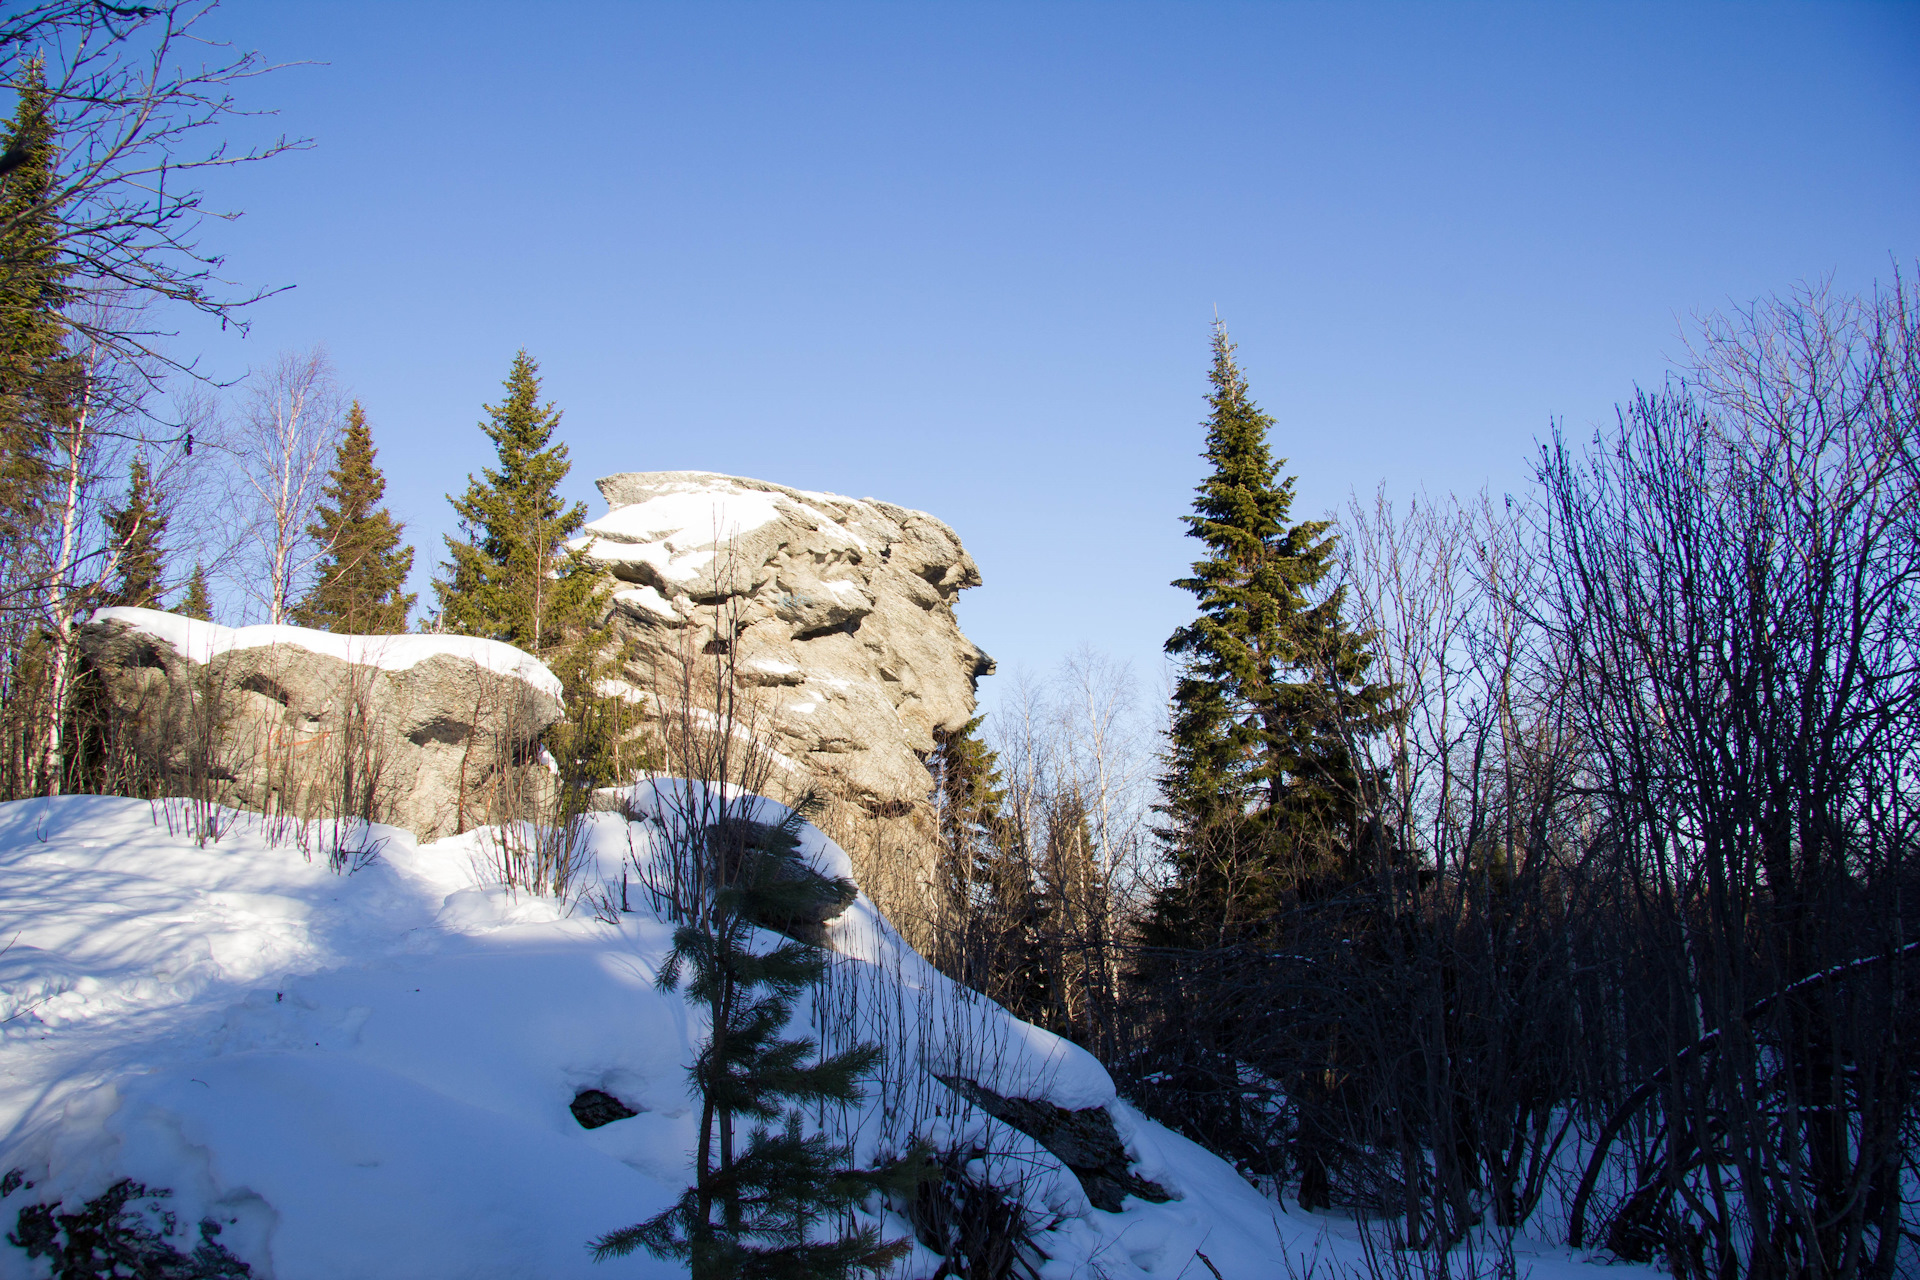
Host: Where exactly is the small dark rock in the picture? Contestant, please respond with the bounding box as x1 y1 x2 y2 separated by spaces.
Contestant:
570 1088 639 1129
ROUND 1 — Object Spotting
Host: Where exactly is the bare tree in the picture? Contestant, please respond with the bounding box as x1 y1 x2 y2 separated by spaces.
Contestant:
0 2 303 387
0 3 299 799
227 347 342 623
1544 276 1920 1277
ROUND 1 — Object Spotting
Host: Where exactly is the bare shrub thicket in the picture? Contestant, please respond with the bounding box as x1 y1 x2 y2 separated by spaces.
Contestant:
1539 280 1920 1278
808 790 944 958
470 674 586 899
1117 277 1920 1279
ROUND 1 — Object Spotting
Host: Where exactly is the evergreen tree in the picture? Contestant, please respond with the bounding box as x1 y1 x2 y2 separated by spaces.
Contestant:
433 352 629 803
290 402 416 633
928 718 1054 1027
932 715 1007 867
176 562 212 621
592 803 913 1278
434 351 597 664
101 458 166 609
1152 323 1390 941
0 58 70 553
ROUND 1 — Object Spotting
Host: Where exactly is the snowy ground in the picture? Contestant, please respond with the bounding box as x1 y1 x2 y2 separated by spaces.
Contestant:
0 792 1662 1279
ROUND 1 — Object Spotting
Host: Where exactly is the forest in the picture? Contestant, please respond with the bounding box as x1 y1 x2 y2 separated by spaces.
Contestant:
0 5 1915 1279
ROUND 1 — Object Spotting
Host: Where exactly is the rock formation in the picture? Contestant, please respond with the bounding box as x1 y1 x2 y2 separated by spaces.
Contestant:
77 609 563 841
575 471 992 933
577 470 992 813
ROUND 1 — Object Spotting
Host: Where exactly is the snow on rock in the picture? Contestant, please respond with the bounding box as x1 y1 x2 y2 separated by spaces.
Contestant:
0 790 1654 1280
76 612 565 843
88 607 563 699
610 585 679 621
573 473 992 816
582 488 786 555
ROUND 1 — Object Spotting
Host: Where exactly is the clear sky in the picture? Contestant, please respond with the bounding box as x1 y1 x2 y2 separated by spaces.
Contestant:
181 1 1917 711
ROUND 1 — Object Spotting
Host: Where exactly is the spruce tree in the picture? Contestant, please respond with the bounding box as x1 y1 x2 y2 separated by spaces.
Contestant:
101 458 167 609
434 351 598 664
592 804 913 1278
176 563 212 621
932 716 1007 868
0 58 70 553
1153 323 1390 941
929 718 1052 1023
290 401 416 633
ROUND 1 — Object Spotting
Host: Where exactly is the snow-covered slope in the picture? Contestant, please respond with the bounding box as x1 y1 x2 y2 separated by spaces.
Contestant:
0 793 1650 1279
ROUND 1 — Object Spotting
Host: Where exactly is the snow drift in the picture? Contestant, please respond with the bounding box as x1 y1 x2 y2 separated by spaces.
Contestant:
0 791 1644 1279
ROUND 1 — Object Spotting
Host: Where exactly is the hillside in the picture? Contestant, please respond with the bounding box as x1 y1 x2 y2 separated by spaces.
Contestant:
0 792 1654 1279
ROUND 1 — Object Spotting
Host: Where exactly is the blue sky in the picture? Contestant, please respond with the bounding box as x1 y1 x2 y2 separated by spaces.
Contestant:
184 2 1917 710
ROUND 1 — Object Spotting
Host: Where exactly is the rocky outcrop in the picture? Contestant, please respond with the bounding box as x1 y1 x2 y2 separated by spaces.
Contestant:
576 471 993 815
938 1077 1174 1212
77 610 564 842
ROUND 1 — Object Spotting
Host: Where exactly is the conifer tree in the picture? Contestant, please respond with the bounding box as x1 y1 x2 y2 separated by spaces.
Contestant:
101 458 166 609
592 803 913 1278
435 352 636 819
0 58 70 554
933 715 1007 868
176 562 212 621
1153 323 1390 941
929 718 1052 1022
434 351 598 664
290 401 416 633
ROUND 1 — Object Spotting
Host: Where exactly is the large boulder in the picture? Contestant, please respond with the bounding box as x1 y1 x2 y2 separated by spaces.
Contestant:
76 609 564 841
576 471 993 813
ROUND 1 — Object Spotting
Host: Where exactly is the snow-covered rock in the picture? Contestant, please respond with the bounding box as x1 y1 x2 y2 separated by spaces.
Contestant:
87 609 564 698
575 472 993 815
77 609 564 842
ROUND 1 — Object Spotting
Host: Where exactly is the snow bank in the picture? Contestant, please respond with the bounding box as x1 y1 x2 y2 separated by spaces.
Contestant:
0 790 1653 1280
88 607 564 699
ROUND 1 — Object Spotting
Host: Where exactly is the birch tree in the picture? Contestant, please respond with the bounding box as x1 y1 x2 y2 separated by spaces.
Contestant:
230 347 343 624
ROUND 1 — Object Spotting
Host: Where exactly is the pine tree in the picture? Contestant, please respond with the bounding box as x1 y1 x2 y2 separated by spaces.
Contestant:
592 803 914 1278
290 402 416 633
101 458 167 609
1152 323 1390 942
434 351 598 664
176 563 212 621
0 58 71 555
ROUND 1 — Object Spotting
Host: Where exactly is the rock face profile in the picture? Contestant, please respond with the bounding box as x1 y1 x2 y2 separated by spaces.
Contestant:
577 470 993 814
77 609 564 841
